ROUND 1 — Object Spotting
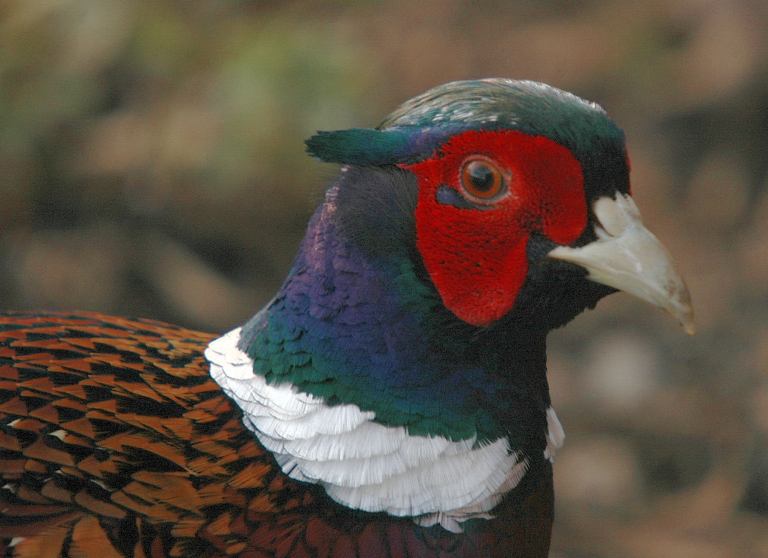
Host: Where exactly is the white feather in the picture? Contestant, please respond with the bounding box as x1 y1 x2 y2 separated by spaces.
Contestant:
206 327 530 532
327 439 520 515
262 422 406 461
544 406 565 462
250 405 374 440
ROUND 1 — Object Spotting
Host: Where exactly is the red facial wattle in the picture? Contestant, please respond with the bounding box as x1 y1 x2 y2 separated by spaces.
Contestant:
402 130 588 326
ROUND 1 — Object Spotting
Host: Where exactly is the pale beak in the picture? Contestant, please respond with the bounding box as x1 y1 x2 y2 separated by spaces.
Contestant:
549 194 695 334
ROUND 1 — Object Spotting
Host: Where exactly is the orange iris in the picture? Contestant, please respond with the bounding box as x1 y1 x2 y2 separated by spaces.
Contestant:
460 156 505 201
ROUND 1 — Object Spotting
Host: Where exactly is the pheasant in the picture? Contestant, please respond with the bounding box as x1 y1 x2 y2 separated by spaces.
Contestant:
0 79 693 558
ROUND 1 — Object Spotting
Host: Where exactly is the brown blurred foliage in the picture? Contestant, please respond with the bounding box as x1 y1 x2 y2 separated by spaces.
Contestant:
1 1 767 556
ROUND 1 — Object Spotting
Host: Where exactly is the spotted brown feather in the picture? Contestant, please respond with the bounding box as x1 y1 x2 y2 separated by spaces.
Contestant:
0 312 290 556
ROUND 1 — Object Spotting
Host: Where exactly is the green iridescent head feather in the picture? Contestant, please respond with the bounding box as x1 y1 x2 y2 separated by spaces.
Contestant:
305 79 625 166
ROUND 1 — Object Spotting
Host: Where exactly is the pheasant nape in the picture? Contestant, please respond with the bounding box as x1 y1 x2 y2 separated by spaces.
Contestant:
0 78 693 558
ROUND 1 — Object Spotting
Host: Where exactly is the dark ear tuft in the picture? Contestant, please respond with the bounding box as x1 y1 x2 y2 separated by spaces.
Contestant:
305 128 414 166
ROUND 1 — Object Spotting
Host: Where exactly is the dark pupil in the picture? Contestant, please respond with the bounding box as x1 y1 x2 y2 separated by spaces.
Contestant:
469 164 494 191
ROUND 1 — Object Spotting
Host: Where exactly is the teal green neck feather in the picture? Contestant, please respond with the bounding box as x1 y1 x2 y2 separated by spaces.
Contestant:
238 181 550 449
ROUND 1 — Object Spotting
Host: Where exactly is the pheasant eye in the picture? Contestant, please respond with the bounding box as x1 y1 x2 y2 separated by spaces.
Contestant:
460 157 505 201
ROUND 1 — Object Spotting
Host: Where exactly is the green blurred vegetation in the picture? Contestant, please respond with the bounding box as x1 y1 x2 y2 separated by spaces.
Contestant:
1 1 767 556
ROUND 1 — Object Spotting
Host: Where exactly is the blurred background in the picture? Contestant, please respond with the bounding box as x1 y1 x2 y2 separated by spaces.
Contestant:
1 1 766 556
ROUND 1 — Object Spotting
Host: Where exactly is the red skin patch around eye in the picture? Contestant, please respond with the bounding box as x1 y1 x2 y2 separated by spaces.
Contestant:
401 130 587 327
